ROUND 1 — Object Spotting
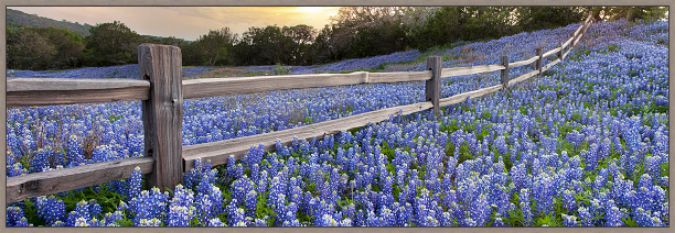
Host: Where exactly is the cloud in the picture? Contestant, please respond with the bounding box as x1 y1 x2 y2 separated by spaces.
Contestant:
9 7 340 40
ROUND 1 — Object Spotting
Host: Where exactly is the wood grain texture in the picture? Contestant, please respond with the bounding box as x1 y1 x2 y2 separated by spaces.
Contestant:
573 23 589 47
367 71 431 83
7 78 149 106
7 78 150 91
572 18 593 47
543 58 562 71
426 56 441 116
6 157 154 203
543 47 562 58
182 101 433 170
440 64 505 77
562 49 571 60
509 56 538 68
7 88 149 107
507 70 540 87
139 44 184 191
183 72 367 99
439 84 503 107
562 36 574 48
183 71 431 99
535 47 544 73
500 55 510 87
572 23 584 38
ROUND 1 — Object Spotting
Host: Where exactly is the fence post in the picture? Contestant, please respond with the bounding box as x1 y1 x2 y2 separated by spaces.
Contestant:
535 47 543 74
139 44 183 191
558 42 564 60
500 55 510 88
426 56 441 116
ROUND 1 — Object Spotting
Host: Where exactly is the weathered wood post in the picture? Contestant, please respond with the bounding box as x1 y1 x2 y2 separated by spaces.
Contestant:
558 42 565 60
500 55 510 88
535 47 544 74
139 44 183 191
426 56 441 116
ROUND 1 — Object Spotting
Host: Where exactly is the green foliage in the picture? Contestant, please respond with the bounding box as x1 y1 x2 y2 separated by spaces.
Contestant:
534 213 561 227
5 25 88 70
232 25 303 66
457 142 473 164
84 21 141 66
115 216 135 227
273 64 291 75
19 184 127 227
623 216 638 227
183 28 235 66
303 116 313 124
60 185 126 215
7 7 668 70
518 7 585 32
108 114 123 123
607 44 621 53
255 192 275 226
593 6 669 22
21 199 45 226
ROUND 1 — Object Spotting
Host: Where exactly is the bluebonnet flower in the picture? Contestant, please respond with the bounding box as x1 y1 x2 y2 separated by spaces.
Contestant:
127 166 143 200
578 206 593 227
65 134 84 167
29 147 52 173
167 184 195 226
562 214 578 227
103 211 124 227
195 184 224 224
207 218 225 227
138 218 162 227
36 196 66 225
129 187 169 226
6 20 671 228
7 206 30 227
519 189 533 225
67 200 93 226
604 200 624 227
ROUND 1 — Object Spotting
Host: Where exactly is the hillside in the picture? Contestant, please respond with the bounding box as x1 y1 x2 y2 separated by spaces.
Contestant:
7 9 92 36
5 20 670 227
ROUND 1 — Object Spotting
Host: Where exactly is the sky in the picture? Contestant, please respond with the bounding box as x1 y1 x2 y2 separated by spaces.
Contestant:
9 7 341 40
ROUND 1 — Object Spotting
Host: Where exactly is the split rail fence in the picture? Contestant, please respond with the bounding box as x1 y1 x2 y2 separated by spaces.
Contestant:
6 16 594 203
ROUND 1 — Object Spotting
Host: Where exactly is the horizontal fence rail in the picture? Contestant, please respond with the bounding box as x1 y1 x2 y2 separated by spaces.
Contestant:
182 101 434 170
509 55 539 68
183 71 432 99
440 64 505 77
5 15 594 202
7 158 154 203
7 78 150 106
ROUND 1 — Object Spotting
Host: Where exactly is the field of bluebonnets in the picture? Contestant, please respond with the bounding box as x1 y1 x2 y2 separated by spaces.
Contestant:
5 19 669 227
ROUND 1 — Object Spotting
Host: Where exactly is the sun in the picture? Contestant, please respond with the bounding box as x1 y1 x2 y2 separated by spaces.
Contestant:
294 7 325 14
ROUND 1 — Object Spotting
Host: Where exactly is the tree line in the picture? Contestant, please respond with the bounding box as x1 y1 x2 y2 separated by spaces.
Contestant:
7 6 667 70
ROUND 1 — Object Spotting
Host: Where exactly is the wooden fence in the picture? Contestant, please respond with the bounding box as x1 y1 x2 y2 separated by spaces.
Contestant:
5 16 594 203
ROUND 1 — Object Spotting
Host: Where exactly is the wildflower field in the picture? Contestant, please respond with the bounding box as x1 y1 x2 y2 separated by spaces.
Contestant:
5 20 670 227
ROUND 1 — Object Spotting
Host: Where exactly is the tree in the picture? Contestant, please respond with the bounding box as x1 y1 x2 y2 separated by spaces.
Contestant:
282 24 316 65
84 21 140 66
32 27 85 68
233 25 294 65
313 7 412 60
516 7 585 32
7 26 57 70
187 28 236 66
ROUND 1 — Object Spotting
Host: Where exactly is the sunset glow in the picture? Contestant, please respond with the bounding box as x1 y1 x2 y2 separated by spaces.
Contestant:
8 7 341 40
